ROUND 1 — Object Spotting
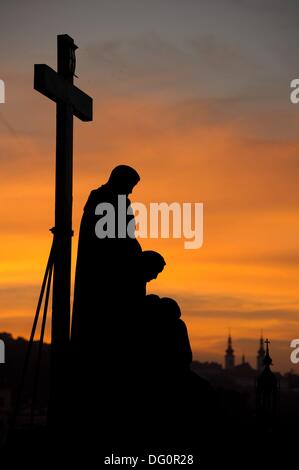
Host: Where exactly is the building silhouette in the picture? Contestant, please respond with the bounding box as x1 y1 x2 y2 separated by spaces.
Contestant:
256 338 278 424
257 332 265 372
224 333 269 372
225 333 235 370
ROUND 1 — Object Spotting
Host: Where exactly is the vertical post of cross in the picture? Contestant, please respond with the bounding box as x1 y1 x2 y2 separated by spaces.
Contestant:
50 35 76 424
34 34 92 427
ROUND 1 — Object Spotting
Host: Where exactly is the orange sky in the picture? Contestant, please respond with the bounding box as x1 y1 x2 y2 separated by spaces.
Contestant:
1 1 299 372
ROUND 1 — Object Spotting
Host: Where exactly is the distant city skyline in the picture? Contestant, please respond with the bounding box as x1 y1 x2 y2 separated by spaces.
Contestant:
192 332 295 373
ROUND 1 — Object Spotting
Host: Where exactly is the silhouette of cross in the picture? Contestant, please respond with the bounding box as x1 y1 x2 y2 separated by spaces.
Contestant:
265 338 270 346
34 35 93 423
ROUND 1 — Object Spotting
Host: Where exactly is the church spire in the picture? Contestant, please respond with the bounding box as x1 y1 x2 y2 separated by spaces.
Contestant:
263 338 273 367
256 338 278 426
225 331 235 370
257 330 265 372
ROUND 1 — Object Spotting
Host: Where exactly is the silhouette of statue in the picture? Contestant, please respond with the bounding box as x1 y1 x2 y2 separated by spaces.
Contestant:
125 253 166 373
115 252 166 419
68 166 214 455
69 165 142 446
134 295 214 449
132 250 166 306
156 297 193 374
71 165 141 348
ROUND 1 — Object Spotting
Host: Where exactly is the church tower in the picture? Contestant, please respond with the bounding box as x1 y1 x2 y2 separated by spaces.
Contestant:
256 338 278 425
257 332 265 372
225 333 235 370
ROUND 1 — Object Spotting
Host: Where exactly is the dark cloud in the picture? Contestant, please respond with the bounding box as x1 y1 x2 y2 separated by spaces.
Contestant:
0 111 19 138
0 284 40 312
83 33 260 99
163 291 299 317
191 308 299 322
199 251 299 268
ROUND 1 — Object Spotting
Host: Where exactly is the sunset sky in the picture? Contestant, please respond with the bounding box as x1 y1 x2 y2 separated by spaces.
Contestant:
1 0 299 372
